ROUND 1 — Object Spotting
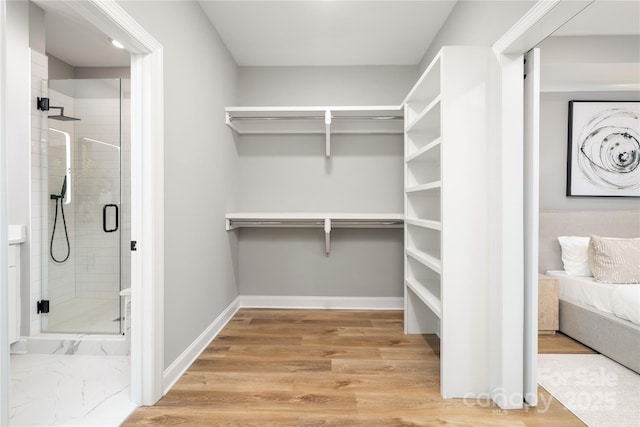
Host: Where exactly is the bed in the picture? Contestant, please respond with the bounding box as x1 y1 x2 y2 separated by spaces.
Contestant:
545 271 640 373
539 210 640 374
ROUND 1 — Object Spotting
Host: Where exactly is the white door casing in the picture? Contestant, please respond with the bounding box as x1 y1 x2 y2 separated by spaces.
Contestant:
490 0 592 410
0 0 165 409
523 47 541 406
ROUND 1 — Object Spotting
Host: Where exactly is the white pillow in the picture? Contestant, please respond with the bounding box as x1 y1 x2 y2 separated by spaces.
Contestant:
558 236 593 276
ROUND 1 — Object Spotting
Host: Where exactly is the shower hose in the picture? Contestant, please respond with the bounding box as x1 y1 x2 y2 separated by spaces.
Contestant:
50 195 70 263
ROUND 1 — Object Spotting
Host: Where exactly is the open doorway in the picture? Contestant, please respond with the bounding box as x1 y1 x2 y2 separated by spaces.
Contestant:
1 1 164 424
532 1 640 423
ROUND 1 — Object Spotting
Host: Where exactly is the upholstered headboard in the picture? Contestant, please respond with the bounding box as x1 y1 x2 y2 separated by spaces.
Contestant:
538 210 640 273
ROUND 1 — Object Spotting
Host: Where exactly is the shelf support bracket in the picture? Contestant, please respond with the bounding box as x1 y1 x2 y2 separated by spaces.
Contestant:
225 219 237 231
325 110 331 158
324 218 331 254
225 112 238 134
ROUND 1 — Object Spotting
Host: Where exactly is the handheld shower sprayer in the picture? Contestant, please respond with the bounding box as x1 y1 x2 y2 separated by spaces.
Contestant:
50 176 70 263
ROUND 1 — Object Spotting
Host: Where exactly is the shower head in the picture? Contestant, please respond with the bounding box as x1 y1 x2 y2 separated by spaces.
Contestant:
49 113 80 121
37 98 81 121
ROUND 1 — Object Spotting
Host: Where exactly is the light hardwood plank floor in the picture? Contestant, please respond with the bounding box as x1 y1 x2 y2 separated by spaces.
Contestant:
123 309 585 426
538 332 597 355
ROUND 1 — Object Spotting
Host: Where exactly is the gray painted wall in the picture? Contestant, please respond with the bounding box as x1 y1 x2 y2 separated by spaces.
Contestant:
75 67 130 79
418 0 535 71
538 35 640 271
49 54 130 80
118 0 240 369
538 35 640 91
48 55 74 79
238 66 417 106
236 66 415 297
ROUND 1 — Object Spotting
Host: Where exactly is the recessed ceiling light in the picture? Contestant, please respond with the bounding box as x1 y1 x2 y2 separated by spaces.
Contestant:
110 38 125 49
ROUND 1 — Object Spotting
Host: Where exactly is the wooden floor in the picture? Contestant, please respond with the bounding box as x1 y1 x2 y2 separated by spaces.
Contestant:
124 309 590 426
538 332 596 355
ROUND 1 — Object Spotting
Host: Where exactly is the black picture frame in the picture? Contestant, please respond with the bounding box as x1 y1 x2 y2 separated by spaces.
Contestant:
566 100 640 198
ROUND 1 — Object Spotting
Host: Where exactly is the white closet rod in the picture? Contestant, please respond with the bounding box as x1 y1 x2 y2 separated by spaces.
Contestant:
227 220 403 227
227 115 403 121
226 218 403 254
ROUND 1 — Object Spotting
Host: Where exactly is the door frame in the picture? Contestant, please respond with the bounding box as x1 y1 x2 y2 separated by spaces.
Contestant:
1 0 10 424
0 0 165 415
490 0 593 410
70 0 165 407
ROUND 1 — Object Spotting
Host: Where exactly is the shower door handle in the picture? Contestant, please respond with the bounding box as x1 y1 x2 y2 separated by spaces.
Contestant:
103 204 119 233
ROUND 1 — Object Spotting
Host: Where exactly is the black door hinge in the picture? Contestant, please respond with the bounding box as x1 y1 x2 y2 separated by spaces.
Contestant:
37 97 50 111
37 300 50 314
131 241 137 251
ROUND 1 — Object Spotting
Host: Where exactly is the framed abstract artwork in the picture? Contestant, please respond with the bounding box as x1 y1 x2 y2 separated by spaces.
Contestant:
567 100 640 197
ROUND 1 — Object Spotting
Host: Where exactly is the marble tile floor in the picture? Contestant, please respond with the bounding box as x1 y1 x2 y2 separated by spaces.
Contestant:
10 354 136 426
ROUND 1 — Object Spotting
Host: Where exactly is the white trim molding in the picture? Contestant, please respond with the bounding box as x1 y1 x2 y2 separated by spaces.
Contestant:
493 0 593 55
0 1 10 424
488 0 597 411
129 46 165 406
53 0 166 407
162 298 241 395
239 295 403 310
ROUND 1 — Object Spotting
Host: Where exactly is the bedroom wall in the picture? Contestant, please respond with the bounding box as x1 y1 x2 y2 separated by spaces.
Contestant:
538 35 640 211
537 35 640 273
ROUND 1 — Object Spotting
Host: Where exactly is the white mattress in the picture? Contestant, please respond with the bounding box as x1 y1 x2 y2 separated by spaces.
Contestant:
546 270 640 326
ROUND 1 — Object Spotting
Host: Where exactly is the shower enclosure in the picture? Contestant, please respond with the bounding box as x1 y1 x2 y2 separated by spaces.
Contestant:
41 78 130 335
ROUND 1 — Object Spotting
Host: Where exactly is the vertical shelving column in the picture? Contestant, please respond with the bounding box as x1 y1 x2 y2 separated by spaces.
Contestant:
403 47 492 399
404 53 442 335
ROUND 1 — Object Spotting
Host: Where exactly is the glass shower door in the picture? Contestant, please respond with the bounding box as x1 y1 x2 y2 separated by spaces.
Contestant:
43 78 124 334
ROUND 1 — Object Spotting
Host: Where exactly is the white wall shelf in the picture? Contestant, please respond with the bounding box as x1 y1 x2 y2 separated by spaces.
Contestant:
405 218 441 231
405 247 441 274
226 212 404 254
405 278 442 319
404 54 442 125
404 47 492 399
405 181 441 193
405 96 441 134
225 106 404 158
406 137 441 163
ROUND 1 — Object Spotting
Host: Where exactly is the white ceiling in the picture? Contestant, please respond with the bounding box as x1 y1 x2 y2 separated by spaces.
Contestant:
36 1 130 67
37 0 640 69
552 0 640 37
198 1 456 66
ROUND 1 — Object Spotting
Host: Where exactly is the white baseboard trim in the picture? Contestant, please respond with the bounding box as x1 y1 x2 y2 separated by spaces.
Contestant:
10 338 28 355
239 295 404 310
162 294 402 395
162 296 240 395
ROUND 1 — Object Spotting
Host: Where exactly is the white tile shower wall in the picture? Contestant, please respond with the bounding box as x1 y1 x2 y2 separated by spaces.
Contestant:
73 95 121 301
47 89 77 309
29 50 47 335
